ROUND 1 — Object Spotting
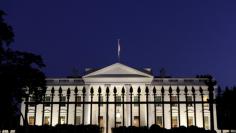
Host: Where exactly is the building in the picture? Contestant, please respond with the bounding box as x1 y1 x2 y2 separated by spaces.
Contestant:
20 63 219 133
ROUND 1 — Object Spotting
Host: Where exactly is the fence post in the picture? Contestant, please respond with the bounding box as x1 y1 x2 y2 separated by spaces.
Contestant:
58 86 62 124
122 87 125 127
42 93 45 125
145 86 149 127
98 86 101 128
90 87 94 124
153 87 157 125
184 86 189 127
176 86 180 127
74 86 78 125
137 86 141 127
130 86 133 126
169 86 173 128
106 87 110 133
82 86 86 125
161 86 165 128
114 87 117 128
192 87 196 126
66 88 71 124
34 101 37 125
50 87 54 126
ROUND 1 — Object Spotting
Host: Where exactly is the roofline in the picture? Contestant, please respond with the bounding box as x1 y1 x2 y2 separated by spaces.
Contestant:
83 62 153 78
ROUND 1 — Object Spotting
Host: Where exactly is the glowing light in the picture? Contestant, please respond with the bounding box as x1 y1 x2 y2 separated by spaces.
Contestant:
116 112 121 118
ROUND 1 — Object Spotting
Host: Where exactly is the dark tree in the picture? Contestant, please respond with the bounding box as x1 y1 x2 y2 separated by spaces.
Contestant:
0 10 46 129
216 87 236 130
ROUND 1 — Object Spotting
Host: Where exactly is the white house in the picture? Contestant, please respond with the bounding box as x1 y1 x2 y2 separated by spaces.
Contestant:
20 63 219 133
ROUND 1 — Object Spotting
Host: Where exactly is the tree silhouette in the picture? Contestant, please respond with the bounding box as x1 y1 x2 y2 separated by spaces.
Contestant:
216 87 236 130
0 10 46 129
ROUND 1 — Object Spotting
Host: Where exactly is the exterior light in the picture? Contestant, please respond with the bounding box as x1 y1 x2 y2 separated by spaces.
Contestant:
116 112 121 118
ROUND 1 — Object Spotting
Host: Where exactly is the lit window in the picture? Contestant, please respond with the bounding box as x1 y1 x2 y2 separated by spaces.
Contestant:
203 95 209 107
99 116 104 127
75 116 81 125
172 116 178 127
44 116 50 125
28 116 35 125
133 116 139 127
188 116 193 126
60 116 65 124
204 116 209 129
156 116 163 127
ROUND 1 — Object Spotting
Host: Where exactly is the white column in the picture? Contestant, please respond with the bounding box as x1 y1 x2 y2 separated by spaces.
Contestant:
84 85 90 124
125 85 131 126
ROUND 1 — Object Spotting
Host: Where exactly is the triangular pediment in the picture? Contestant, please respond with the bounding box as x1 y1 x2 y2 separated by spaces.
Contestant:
83 63 153 78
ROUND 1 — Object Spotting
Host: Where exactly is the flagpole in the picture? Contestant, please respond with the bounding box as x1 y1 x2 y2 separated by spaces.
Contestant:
118 39 120 62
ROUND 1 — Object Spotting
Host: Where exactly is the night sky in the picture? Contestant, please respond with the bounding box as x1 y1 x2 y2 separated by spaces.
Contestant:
1 1 236 87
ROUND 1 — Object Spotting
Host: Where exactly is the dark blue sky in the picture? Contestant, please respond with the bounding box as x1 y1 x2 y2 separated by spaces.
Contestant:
1 0 236 87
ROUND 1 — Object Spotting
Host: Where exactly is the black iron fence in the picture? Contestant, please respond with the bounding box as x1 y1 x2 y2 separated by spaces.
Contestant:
24 86 215 133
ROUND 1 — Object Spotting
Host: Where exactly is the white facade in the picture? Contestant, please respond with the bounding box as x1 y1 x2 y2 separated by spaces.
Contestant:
21 63 219 133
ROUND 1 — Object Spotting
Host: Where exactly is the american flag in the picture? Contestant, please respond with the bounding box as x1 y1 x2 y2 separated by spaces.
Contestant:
118 39 121 59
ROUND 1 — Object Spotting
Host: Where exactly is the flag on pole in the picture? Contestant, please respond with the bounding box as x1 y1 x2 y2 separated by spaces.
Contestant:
118 39 121 62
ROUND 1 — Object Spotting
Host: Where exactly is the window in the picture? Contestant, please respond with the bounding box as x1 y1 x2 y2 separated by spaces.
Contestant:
134 96 139 106
76 96 81 107
188 116 193 126
171 96 177 107
203 95 209 107
116 96 121 106
60 116 65 124
99 116 104 128
155 96 162 107
43 116 50 125
187 96 193 107
172 116 178 128
133 116 139 127
204 116 209 129
60 96 66 106
28 116 35 125
156 116 163 127
75 116 81 125
44 96 51 107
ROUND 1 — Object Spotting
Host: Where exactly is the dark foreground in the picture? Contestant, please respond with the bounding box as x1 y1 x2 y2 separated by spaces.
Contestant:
15 124 216 133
